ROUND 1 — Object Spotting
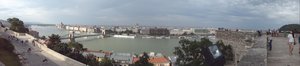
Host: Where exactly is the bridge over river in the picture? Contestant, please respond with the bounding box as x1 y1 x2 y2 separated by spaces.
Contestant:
60 33 103 40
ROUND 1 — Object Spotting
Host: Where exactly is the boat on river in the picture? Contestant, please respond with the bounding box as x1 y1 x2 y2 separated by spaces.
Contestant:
113 35 135 38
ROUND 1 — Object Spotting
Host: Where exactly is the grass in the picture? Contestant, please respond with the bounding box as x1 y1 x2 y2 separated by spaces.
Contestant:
0 38 22 66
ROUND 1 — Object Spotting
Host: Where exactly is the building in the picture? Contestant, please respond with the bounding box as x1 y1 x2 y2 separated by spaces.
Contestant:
56 22 65 29
149 57 170 66
131 28 139 33
73 26 80 31
149 28 170 36
133 57 170 66
170 28 194 35
79 27 88 32
140 29 150 35
66 26 75 30
110 53 134 66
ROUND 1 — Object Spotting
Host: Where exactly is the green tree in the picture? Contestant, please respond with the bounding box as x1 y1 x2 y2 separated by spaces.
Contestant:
40 36 46 40
85 54 100 66
47 34 61 48
51 43 71 55
133 52 153 66
173 38 213 66
216 40 234 61
66 52 86 64
182 32 188 36
7 17 28 33
67 42 84 53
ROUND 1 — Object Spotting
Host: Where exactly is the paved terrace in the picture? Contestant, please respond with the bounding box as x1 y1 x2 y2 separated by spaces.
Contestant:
267 37 300 66
0 28 85 66
238 35 300 66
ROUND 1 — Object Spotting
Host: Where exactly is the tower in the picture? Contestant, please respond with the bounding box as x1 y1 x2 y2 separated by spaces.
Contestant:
69 31 75 42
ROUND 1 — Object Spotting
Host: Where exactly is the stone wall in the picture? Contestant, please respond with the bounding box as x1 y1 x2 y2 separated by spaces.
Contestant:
215 30 257 64
216 31 256 43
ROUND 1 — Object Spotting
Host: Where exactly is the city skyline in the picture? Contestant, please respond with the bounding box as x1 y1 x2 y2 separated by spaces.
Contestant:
0 0 299 29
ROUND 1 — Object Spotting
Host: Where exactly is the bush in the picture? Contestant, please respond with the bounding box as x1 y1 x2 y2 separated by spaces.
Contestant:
216 40 234 61
174 38 213 66
7 17 29 33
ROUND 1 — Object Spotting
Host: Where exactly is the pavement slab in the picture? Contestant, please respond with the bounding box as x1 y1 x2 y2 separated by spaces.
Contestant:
267 37 300 66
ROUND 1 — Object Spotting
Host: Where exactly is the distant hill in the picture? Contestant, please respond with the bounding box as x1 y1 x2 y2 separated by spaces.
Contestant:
1 19 55 27
278 24 300 32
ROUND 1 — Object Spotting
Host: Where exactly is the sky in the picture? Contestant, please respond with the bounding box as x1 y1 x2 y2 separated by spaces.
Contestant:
0 0 299 29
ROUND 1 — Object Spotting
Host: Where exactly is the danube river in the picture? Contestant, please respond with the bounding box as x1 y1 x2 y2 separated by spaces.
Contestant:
30 25 180 56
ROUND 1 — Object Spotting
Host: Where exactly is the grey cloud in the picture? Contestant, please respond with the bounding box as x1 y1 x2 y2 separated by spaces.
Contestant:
0 0 298 29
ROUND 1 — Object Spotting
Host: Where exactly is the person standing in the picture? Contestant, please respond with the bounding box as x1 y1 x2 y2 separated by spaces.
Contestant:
268 36 273 51
298 35 300 54
287 31 295 55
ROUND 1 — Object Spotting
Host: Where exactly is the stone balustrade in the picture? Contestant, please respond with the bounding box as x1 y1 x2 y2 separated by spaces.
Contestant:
215 30 257 65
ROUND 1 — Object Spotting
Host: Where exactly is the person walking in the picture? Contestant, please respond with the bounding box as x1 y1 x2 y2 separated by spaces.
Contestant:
27 48 31 53
287 31 295 55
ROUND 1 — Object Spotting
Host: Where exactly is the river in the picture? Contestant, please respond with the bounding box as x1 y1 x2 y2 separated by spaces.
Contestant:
30 25 180 56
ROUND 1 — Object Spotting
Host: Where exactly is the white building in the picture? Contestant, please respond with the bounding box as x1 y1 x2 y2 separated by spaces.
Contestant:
87 28 96 33
79 27 88 32
73 26 79 31
115 28 127 32
170 28 194 35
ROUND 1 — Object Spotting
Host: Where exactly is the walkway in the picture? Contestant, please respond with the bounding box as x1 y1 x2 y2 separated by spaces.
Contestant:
0 32 59 66
267 37 300 66
0 29 85 66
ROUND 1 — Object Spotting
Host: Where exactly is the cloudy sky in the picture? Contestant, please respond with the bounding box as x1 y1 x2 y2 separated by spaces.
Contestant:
0 0 299 29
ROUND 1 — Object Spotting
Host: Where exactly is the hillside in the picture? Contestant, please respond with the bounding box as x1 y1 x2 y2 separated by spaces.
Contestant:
278 24 300 32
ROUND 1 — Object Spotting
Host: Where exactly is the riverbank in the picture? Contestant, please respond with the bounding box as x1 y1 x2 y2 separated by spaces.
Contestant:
0 38 22 66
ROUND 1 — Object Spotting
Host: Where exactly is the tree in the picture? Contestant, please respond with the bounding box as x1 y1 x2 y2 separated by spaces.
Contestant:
85 54 100 66
182 32 188 36
51 43 71 55
47 34 61 48
67 42 84 53
173 38 213 66
189 33 195 35
7 17 28 33
66 52 86 64
40 36 46 40
133 52 153 66
279 24 300 32
216 40 234 61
